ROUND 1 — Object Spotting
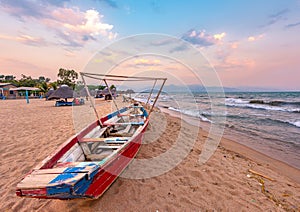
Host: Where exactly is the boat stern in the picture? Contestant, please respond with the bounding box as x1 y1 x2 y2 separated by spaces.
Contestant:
16 162 100 199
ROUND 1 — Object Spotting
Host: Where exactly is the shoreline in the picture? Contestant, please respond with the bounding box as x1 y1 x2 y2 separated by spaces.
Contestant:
220 136 300 184
160 106 300 183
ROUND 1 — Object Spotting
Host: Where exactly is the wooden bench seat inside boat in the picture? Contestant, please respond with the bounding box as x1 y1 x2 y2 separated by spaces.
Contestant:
83 126 108 139
80 137 129 143
105 122 144 126
85 150 113 161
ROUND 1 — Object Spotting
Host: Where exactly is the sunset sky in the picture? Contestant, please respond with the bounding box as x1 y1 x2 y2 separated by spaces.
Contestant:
0 0 300 90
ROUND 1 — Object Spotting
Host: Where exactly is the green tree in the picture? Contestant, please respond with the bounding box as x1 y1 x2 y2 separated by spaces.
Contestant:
57 68 78 89
45 77 51 83
110 84 116 90
39 81 49 93
49 81 58 90
98 85 106 90
4 75 15 81
38 76 45 82
87 85 99 91
18 74 37 87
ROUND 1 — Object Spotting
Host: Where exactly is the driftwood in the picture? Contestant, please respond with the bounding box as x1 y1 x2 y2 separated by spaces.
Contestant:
248 169 275 181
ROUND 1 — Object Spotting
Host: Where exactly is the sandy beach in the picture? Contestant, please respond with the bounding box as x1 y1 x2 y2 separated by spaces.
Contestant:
0 99 299 211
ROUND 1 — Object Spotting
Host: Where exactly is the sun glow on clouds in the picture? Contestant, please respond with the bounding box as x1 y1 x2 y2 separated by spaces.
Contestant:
134 59 161 66
248 34 265 42
0 1 116 47
213 32 226 40
45 8 117 46
62 9 114 38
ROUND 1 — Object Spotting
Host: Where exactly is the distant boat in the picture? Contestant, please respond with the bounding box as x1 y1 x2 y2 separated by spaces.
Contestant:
15 73 166 199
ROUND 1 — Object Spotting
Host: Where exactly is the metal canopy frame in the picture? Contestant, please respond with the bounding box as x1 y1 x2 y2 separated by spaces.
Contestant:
80 72 167 127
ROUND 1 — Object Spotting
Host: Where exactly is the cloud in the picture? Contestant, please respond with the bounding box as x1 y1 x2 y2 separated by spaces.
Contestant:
269 8 289 19
41 0 71 7
230 42 239 49
0 33 47 46
169 44 189 53
134 58 161 66
95 0 118 8
214 57 255 70
248 34 265 42
285 21 300 29
0 0 45 19
181 29 226 47
0 0 116 47
261 8 289 28
60 9 114 37
213 32 226 40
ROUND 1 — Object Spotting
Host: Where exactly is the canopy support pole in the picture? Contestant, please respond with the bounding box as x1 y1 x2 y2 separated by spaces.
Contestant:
146 79 157 109
81 75 103 127
149 79 166 116
103 79 125 122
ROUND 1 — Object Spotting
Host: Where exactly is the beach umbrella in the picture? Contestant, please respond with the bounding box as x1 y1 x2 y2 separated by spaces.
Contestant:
48 85 74 100
45 89 54 100
79 88 88 97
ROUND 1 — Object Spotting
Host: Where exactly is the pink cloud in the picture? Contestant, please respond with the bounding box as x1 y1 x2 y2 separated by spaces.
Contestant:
0 1 116 47
51 7 83 26
182 29 226 47
0 34 47 46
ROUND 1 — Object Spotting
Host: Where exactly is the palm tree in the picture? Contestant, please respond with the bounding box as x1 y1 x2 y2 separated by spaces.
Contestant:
39 82 49 95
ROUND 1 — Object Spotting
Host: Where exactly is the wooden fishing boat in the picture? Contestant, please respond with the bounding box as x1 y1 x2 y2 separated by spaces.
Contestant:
16 73 166 199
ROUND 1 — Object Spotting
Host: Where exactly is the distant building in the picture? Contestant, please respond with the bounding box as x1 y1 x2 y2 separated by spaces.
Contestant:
0 83 17 99
9 87 41 99
0 83 41 99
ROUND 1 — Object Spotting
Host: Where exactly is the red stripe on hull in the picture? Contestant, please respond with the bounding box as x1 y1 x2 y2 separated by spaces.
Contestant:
84 135 143 198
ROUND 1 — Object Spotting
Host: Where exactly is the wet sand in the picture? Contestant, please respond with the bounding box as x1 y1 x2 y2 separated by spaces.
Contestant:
0 99 299 211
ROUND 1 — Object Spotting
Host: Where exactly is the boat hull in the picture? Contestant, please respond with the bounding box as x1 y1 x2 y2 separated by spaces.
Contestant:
16 107 148 199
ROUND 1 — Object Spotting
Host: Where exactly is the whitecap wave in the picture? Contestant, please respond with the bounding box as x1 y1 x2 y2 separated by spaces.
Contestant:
225 98 300 113
168 107 212 123
290 121 300 128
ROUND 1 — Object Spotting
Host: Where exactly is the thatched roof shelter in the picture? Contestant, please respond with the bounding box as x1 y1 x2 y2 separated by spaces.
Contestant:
45 89 54 99
48 85 74 100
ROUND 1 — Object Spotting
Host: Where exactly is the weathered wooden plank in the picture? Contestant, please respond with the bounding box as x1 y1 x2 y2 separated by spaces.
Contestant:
18 174 61 189
85 153 112 161
17 172 87 189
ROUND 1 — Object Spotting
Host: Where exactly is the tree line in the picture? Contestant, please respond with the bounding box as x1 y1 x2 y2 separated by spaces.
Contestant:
0 68 116 93
0 68 79 93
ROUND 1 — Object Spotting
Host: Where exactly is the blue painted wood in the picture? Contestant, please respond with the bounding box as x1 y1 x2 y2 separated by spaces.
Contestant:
47 185 71 195
141 107 148 117
49 173 78 184
64 167 85 173
73 175 93 195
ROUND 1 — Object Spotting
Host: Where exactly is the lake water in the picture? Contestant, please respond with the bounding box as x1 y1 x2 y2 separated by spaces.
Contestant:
135 91 300 169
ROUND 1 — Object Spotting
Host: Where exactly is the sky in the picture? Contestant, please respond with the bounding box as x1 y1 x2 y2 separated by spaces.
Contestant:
0 0 300 90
